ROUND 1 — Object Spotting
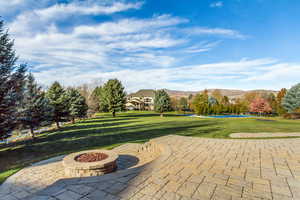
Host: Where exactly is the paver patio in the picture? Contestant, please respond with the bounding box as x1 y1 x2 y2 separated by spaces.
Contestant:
1 135 300 200
230 132 300 138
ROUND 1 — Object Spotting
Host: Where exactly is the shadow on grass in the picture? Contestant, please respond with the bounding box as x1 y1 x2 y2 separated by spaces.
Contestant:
76 117 139 124
0 115 221 172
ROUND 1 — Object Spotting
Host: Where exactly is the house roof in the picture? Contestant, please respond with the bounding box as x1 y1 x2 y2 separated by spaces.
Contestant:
128 89 155 98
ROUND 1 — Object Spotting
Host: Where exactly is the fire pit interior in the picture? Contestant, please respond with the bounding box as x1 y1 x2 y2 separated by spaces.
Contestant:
75 152 108 163
63 150 118 177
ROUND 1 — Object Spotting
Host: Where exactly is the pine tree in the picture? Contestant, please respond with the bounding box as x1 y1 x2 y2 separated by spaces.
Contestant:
0 20 27 139
154 89 171 117
102 79 126 117
282 83 300 113
66 88 88 123
192 93 209 115
178 97 188 113
96 86 109 112
46 81 69 128
19 74 53 138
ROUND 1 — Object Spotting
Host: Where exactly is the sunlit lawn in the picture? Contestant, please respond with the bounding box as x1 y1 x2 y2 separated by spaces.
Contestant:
1 111 300 184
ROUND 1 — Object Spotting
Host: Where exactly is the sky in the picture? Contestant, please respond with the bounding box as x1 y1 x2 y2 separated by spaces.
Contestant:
1 0 300 92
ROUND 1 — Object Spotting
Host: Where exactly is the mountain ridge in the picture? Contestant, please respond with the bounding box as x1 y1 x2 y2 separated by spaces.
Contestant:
128 89 278 99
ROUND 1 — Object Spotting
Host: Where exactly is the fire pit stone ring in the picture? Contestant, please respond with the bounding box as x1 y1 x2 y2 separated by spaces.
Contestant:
63 149 118 177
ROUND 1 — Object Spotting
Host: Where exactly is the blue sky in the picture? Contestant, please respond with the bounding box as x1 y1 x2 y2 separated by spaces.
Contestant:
1 0 300 92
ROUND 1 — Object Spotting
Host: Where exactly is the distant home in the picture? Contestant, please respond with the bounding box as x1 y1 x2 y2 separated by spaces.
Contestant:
126 89 155 111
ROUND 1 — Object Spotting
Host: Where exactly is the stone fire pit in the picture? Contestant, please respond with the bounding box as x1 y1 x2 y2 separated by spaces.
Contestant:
63 149 118 177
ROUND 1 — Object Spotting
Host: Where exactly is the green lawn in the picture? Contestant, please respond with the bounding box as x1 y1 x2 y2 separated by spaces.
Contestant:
1 111 300 184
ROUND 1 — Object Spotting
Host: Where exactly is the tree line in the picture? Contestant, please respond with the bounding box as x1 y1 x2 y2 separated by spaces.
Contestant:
170 87 300 117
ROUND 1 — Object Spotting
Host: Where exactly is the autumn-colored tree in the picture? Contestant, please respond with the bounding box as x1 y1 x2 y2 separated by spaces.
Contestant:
211 89 223 103
234 98 248 114
276 88 287 115
249 97 272 114
187 94 194 111
221 96 230 105
170 97 179 111
266 93 277 113
243 91 260 104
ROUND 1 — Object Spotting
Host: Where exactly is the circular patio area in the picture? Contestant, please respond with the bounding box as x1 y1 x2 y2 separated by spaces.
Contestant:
1 135 300 200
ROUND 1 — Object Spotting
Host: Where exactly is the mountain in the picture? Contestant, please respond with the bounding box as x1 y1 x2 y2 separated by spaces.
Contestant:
166 89 278 99
128 89 278 99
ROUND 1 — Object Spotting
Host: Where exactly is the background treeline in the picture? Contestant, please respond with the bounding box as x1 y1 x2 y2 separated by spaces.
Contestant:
170 87 300 118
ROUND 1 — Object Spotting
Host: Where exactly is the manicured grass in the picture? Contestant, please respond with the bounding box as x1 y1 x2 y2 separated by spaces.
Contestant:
1 111 300 184
0 168 21 185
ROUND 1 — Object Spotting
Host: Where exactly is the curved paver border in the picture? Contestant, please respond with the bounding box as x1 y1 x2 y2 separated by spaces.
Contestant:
230 132 300 138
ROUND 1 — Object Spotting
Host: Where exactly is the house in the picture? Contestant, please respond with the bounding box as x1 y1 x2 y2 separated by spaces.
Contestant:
126 89 155 110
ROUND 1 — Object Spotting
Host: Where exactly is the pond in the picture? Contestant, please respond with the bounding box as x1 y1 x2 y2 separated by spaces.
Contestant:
180 114 252 118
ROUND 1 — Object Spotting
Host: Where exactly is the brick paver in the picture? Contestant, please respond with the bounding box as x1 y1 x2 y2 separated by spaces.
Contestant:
1 135 300 200
230 132 300 138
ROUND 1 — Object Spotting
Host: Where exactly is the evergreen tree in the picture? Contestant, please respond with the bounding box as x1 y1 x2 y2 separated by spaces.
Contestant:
102 79 126 117
66 88 88 123
96 86 109 112
46 81 69 128
178 97 188 113
154 89 171 117
19 74 53 138
282 83 300 113
208 96 218 105
192 93 209 115
208 96 218 114
0 20 27 139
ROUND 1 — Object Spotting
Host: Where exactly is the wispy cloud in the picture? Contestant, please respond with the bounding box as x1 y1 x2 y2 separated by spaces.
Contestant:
185 27 247 39
210 1 223 8
34 1 143 20
13 14 187 71
183 41 221 53
8 1 143 36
